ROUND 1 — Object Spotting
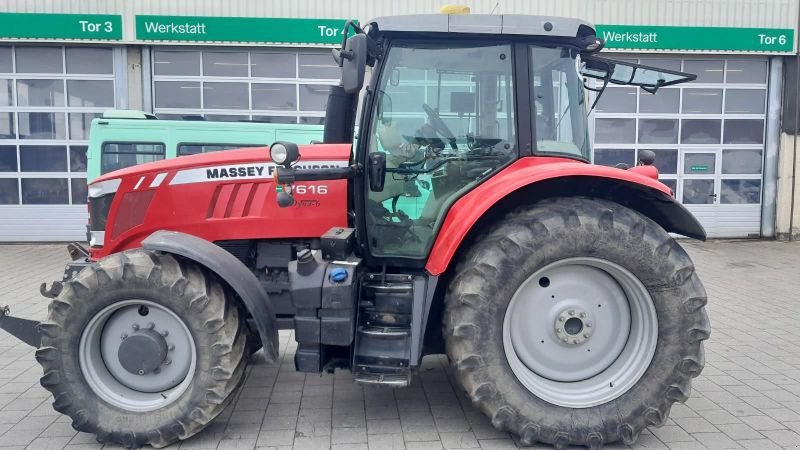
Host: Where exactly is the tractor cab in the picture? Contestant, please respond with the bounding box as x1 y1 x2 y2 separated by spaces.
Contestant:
274 13 696 263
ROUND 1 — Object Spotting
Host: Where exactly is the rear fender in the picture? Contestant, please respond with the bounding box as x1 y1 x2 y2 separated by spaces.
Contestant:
141 230 279 362
425 159 706 276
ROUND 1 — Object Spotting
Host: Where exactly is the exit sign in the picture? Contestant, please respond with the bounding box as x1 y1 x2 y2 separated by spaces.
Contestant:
0 13 122 40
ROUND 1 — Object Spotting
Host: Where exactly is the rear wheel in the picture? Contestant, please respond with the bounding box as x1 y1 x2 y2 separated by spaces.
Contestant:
444 197 709 448
36 249 248 448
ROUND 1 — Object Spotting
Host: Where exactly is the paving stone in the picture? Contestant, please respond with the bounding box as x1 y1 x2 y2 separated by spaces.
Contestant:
217 438 258 449
651 425 695 443
673 417 719 434
367 433 405 450
405 441 445 450
690 432 741 449
716 423 763 440
367 419 403 435
733 439 783 449
738 415 786 431
331 427 367 444
257 429 296 447
759 429 800 446
0 428 39 446
25 438 75 450
332 444 367 450
438 432 479 449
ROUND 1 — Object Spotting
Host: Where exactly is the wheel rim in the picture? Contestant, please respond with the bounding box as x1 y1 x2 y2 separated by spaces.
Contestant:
503 257 657 408
79 300 196 412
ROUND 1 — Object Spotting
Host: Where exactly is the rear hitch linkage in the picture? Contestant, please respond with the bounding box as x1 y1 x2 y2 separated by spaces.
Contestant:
40 281 63 299
0 305 42 348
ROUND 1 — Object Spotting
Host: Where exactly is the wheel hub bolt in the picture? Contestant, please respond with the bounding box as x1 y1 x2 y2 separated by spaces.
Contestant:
168 344 175 351
132 324 140 331
147 322 155 329
121 333 128 340
554 308 593 345
161 330 169 337
164 359 172 366
138 369 145 375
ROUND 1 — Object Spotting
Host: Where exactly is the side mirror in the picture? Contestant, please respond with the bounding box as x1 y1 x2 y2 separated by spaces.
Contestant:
334 34 367 94
368 152 386 192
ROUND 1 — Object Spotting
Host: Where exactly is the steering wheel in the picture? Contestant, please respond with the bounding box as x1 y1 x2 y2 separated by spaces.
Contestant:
422 104 457 149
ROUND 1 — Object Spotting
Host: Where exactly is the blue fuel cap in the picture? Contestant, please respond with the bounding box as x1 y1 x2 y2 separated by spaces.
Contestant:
329 268 348 283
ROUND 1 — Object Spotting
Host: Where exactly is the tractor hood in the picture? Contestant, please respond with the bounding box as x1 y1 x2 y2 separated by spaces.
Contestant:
88 143 352 260
92 144 352 184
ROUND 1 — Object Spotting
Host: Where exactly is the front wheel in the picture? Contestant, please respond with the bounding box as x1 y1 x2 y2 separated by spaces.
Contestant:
444 197 710 449
36 249 248 448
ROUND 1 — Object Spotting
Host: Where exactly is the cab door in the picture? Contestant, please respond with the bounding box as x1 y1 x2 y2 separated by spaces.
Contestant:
355 39 519 264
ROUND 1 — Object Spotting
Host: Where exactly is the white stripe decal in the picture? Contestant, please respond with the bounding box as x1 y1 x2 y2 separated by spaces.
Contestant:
133 176 145 191
150 173 167 188
168 161 349 186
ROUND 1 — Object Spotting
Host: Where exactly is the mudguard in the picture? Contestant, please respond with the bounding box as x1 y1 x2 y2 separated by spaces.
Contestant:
142 230 279 362
425 157 707 276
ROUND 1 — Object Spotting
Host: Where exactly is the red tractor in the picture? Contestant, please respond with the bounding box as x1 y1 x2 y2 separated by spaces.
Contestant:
1 12 709 449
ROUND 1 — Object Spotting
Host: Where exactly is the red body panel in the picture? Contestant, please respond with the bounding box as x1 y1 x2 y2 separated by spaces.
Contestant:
90 144 351 260
424 157 670 276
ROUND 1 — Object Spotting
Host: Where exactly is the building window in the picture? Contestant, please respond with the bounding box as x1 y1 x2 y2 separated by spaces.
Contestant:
0 45 115 205
591 57 767 211
151 48 338 123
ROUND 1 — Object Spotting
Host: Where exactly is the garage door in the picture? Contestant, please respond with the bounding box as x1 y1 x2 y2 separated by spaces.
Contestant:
592 57 768 237
150 48 339 123
0 45 118 241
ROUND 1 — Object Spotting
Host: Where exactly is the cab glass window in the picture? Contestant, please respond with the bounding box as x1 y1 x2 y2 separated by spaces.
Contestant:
531 46 589 159
366 41 516 258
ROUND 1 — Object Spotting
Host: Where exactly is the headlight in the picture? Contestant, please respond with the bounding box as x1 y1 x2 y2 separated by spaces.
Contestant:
270 143 288 164
269 141 300 167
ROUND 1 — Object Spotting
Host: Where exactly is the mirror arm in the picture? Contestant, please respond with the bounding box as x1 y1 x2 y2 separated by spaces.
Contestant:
589 76 610 111
640 79 665 95
339 20 365 50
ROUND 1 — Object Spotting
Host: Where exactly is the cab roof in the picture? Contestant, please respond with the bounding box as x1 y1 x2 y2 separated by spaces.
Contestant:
368 14 594 39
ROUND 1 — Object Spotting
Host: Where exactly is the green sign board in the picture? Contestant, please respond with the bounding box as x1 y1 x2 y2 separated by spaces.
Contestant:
690 165 710 172
136 15 351 44
596 25 794 53
0 13 122 40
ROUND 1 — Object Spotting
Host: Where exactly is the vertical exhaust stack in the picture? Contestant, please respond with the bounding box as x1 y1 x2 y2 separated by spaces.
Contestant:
323 84 358 144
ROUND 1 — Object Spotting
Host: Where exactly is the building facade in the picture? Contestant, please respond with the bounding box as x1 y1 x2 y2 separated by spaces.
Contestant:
0 0 797 241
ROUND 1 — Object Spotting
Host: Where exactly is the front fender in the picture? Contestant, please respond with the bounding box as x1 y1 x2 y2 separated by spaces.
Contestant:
142 230 279 362
425 158 706 276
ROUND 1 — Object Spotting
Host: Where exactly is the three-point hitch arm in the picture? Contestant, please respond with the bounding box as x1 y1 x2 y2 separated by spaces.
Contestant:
0 305 41 348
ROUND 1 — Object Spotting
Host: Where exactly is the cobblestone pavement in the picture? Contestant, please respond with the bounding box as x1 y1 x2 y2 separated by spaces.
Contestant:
1 240 800 449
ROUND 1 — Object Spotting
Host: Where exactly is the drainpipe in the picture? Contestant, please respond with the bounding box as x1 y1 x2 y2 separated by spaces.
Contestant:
763 57 783 238
790 53 799 240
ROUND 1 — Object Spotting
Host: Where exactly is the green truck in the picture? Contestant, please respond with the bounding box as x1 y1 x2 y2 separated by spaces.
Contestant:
86 110 325 180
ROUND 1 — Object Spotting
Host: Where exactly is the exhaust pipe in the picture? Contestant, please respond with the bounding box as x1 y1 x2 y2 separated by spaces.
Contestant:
0 306 41 348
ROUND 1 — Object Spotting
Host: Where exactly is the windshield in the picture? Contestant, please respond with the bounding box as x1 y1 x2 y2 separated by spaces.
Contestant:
531 46 590 159
366 41 516 258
